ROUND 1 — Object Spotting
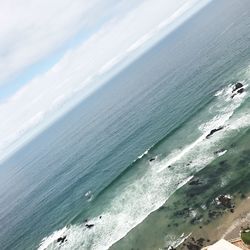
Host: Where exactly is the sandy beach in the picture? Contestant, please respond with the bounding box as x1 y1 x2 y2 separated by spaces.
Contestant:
177 194 250 249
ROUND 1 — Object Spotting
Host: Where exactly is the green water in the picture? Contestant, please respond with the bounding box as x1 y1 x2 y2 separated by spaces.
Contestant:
111 103 250 250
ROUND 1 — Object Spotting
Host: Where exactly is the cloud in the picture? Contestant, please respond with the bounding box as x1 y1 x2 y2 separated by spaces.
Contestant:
0 0 144 85
0 0 210 162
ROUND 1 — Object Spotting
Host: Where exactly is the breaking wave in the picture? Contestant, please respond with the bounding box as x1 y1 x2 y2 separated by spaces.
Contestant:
38 82 249 250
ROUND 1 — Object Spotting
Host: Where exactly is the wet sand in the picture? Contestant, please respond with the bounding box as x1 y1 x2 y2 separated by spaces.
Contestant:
177 195 250 249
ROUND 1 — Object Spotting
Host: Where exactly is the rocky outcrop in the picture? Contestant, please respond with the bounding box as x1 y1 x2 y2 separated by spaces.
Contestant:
233 82 243 92
188 177 202 186
231 82 244 98
149 157 156 162
57 236 67 244
215 195 233 208
85 223 94 229
206 126 224 139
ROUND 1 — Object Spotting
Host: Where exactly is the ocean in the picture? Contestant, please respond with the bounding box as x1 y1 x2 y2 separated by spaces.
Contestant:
0 0 250 249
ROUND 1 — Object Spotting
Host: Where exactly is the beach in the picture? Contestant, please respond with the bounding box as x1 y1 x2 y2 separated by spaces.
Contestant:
111 122 250 250
177 193 250 250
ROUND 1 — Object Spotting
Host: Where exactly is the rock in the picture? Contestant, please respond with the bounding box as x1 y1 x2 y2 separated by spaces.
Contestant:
216 195 233 208
231 82 244 98
149 157 156 162
233 82 243 92
186 242 200 250
188 177 202 186
206 126 224 139
168 165 172 169
237 88 244 94
231 93 236 99
85 224 94 229
168 246 176 250
197 238 205 246
57 236 67 244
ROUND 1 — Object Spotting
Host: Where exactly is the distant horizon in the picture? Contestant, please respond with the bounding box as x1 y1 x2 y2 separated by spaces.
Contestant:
0 0 212 163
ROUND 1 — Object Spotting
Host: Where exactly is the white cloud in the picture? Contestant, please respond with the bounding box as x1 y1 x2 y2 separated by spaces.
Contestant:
0 0 210 162
0 0 143 84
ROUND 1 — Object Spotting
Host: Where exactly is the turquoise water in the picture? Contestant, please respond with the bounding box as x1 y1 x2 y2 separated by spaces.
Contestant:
0 1 250 249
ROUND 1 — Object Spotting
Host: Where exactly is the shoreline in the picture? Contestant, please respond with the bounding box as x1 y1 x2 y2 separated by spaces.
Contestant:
177 194 250 250
110 127 250 250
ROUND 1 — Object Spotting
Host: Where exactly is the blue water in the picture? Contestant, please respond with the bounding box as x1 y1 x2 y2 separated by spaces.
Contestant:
0 0 250 249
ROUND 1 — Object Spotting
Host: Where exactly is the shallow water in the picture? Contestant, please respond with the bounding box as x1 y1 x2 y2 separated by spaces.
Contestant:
111 103 250 250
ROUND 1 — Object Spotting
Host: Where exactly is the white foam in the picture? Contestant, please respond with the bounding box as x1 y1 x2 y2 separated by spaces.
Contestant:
38 84 250 250
163 232 192 250
38 227 67 250
138 148 149 159
216 150 227 157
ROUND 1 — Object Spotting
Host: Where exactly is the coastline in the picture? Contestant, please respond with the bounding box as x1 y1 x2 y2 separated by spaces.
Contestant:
177 194 250 250
110 127 250 250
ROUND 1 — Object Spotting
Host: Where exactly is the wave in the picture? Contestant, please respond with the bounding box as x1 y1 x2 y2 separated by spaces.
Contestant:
38 83 250 250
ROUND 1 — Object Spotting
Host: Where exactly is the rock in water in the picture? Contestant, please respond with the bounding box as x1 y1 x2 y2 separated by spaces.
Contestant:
231 82 244 98
57 236 67 244
232 82 243 92
215 195 233 208
237 88 244 94
85 224 94 229
206 126 224 139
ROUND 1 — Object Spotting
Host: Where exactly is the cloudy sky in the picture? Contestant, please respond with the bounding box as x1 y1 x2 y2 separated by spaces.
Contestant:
0 0 212 162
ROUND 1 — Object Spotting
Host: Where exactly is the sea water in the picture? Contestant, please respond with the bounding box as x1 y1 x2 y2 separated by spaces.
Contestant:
0 0 250 249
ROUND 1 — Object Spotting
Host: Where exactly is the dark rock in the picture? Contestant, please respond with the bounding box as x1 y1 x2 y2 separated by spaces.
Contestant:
168 246 176 250
186 242 200 250
231 82 244 98
189 178 202 186
85 224 94 229
168 165 172 169
197 238 205 246
237 88 244 94
206 126 224 139
57 236 67 244
168 247 176 250
232 82 243 92
149 157 156 162
217 195 233 208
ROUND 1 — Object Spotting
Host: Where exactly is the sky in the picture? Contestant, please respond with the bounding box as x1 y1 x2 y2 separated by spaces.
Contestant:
0 0 212 163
